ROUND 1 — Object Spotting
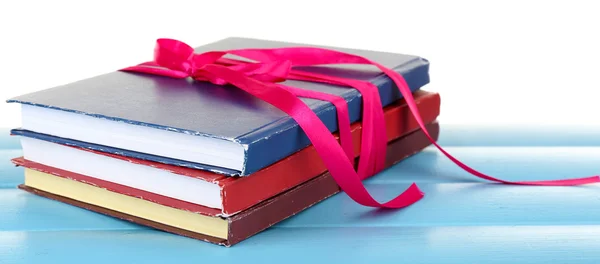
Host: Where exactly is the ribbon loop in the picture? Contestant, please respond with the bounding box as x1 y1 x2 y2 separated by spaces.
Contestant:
154 38 195 73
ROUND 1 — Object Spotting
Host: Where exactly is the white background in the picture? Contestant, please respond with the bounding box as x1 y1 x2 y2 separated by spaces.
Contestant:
1 0 598 128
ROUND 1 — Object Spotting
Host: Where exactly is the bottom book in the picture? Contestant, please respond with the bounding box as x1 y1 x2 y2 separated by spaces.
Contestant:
17 122 439 246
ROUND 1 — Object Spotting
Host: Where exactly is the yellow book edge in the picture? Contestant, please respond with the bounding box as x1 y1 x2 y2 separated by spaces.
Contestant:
24 168 229 239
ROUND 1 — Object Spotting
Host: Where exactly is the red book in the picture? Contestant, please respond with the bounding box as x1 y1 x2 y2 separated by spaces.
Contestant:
14 90 440 216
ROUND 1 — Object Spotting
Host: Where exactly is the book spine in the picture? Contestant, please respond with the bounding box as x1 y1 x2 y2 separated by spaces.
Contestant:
239 58 430 175
221 91 441 216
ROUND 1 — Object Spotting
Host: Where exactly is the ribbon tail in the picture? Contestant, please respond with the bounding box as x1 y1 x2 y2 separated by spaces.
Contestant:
375 63 600 187
242 46 600 187
508 176 600 186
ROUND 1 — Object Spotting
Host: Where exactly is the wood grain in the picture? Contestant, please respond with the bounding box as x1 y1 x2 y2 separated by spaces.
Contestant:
2 125 599 263
0 128 20 149
0 227 599 264
0 149 23 188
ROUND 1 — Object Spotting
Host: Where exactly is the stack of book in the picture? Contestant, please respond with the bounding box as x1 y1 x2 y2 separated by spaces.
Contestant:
6 37 440 246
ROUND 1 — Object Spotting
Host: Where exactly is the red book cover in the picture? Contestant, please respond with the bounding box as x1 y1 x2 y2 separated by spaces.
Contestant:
13 90 440 216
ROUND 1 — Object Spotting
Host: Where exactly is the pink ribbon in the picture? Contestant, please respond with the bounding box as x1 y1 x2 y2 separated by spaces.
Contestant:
121 38 600 209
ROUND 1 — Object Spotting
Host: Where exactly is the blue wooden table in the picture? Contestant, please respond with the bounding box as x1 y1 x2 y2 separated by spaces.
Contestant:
2 125 599 263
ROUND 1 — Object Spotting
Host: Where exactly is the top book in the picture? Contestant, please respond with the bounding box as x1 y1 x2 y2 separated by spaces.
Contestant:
8 37 430 176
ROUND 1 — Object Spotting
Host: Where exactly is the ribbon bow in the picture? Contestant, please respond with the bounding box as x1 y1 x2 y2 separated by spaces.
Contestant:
122 38 600 209
125 38 293 85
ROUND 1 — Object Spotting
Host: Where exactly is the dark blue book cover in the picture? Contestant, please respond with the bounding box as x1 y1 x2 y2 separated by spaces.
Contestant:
8 37 430 176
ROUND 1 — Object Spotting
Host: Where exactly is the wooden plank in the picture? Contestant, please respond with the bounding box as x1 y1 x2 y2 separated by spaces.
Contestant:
1 130 599 264
437 124 600 146
369 146 600 183
0 149 23 188
277 181 600 227
0 189 144 231
0 128 20 150
1 226 599 264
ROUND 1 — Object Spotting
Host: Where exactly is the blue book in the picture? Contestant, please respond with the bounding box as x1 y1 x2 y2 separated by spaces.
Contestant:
8 37 429 176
